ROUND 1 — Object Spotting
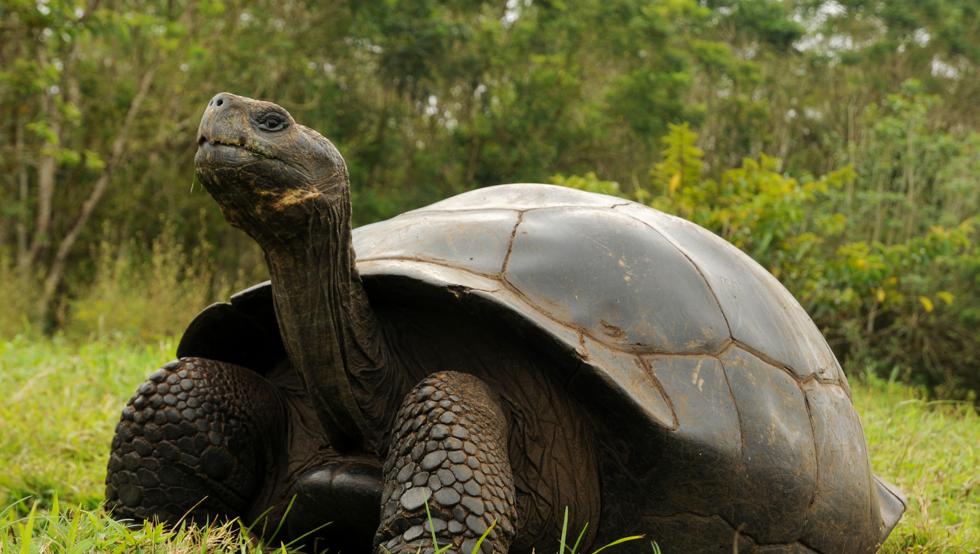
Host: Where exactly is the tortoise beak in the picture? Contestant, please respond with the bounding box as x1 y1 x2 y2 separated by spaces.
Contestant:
196 93 251 150
195 92 263 172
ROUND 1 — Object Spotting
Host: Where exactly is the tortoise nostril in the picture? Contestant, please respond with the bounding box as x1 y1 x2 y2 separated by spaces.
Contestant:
208 93 233 110
208 92 231 109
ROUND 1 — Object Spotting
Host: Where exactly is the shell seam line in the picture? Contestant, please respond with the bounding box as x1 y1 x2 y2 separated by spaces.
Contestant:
800 388 821 533
719 360 747 456
618 211 735 339
636 356 679 431
500 210 526 274
719 340 844 389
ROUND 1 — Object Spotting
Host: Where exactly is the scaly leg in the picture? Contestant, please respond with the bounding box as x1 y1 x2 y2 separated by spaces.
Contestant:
375 371 517 554
105 357 285 525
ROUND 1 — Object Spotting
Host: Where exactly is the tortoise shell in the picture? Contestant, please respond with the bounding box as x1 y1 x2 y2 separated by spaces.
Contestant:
178 183 904 551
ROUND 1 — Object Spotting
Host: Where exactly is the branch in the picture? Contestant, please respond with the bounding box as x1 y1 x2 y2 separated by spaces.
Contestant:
39 66 157 311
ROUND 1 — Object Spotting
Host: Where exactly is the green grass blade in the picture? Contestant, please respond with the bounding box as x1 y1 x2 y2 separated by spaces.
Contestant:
590 534 645 554
423 499 444 551
280 519 332 550
471 518 497 553
66 506 82 548
270 493 297 540
571 522 589 553
560 506 570 554
17 500 38 554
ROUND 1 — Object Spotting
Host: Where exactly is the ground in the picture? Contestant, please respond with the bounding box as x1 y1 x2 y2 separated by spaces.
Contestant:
0 336 976 553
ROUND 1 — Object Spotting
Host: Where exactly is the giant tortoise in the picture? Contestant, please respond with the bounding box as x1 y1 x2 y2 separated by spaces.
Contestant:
105 93 905 553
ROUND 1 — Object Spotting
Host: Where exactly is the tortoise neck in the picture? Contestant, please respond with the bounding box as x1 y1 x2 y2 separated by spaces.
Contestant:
264 194 399 452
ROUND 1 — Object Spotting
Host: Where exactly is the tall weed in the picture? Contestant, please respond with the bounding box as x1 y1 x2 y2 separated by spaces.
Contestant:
0 253 41 339
66 223 254 342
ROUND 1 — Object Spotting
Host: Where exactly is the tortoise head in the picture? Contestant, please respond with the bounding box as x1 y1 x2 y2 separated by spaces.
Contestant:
194 92 349 246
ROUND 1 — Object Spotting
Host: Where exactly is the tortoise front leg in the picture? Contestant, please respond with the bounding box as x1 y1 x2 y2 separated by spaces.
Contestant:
375 371 517 554
105 357 286 526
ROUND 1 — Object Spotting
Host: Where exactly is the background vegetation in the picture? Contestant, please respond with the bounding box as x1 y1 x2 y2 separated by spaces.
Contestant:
1 0 977 396
2 0 977 397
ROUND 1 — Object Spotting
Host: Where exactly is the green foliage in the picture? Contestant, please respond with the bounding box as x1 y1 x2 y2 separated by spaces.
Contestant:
551 172 623 196
848 83 973 243
0 1 977 394
811 221 979 397
648 122 704 203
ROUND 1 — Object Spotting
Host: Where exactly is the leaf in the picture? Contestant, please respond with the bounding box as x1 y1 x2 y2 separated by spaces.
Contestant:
84 150 106 172
56 148 81 166
27 121 59 145
918 296 934 313
936 291 954 305
669 172 681 194
876 288 886 302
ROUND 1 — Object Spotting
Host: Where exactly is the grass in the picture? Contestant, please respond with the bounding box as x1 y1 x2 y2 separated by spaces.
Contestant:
855 376 979 552
0 335 976 552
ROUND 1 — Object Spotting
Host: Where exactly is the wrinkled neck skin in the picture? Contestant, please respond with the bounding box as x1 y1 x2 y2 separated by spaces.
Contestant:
260 191 405 455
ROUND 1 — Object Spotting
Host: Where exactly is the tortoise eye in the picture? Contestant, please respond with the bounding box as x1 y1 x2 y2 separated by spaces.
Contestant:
257 113 288 132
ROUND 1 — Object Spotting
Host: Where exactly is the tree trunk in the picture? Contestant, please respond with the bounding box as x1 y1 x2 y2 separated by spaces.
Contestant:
15 116 29 266
903 122 916 243
37 67 156 319
21 86 60 273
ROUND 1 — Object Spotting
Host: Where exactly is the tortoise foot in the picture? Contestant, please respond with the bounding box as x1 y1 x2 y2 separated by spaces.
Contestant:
105 357 285 526
375 371 517 554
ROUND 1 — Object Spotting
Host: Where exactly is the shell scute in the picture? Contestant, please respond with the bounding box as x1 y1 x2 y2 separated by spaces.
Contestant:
644 355 740 518
354 209 518 276
574 335 675 428
719 345 817 543
504 207 729 354
800 380 878 552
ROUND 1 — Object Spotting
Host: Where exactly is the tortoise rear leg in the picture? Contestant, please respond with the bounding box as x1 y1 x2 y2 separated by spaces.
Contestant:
105 357 286 526
375 371 517 554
